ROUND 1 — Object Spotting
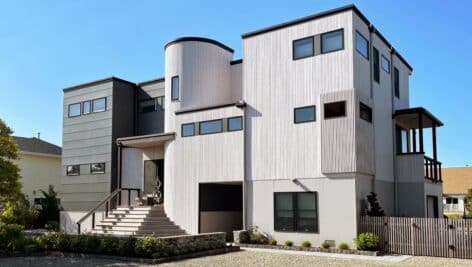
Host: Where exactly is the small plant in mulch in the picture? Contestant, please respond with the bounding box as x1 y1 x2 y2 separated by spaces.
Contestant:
338 242 349 250
284 240 293 247
354 232 379 251
321 241 330 249
301 241 311 248
268 239 277 246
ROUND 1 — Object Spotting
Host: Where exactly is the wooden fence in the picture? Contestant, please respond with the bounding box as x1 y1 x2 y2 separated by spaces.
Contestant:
358 216 472 259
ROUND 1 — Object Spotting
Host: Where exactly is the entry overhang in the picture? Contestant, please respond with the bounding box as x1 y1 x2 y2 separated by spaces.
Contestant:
116 132 175 148
393 107 443 129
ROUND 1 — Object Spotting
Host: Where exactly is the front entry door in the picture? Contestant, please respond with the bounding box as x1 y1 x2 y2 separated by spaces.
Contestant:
143 160 164 202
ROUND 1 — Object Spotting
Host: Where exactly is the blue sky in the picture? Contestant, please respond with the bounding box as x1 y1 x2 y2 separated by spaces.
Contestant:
0 0 470 166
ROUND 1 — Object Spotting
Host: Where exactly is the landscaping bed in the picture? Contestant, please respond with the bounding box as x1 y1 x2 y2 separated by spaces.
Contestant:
236 243 382 256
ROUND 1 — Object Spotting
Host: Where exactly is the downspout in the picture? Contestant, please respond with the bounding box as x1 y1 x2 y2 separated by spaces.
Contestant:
389 48 398 215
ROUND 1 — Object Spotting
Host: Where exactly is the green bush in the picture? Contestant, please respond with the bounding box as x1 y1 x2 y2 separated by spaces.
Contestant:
238 231 250 243
321 241 330 249
100 235 119 254
249 231 268 244
45 221 59 232
354 232 379 251
57 232 72 251
284 240 293 247
0 223 25 253
35 185 62 229
117 236 136 256
268 238 277 245
135 236 162 258
301 241 311 248
0 195 37 228
338 242 349 250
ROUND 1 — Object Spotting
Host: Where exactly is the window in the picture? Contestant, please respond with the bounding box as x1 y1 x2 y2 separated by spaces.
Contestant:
228 116 243 131
293 36 314 60
66 165 80 176
394 67 400 98
199 119 223 135
381 55 390 73
324 101 346 119
68 103 81 117
92 97 106 112
373 47 380 83
90 163 105 174
294 106 316 123
360 102 372 123
82 101 91 115
156 96 165 110
321 29 344 53
355 31 369 59
446 197 459 204
171 76 179 101
181 123 195 137
139 99 156 113
274 192 318 233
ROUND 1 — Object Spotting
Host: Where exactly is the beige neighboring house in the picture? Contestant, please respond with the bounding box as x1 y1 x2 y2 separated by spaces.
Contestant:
442 166 472 216
13 136 62 205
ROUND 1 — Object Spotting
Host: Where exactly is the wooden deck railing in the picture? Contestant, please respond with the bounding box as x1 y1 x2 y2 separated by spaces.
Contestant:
424 155 442 182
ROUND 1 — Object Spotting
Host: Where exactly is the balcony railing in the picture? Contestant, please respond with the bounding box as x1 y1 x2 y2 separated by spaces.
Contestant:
424 155 442 182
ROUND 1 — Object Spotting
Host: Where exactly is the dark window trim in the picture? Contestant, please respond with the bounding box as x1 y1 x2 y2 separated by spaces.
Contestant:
171 75 180 101
68 103 81 118
373 47 380 83
320 28 344 54
82 100 91 115
181 123 196 137
394 67 400 98
199 119 223 135
227 116 243 132
292 36 315 60
294 105 316 124
355 30 369 60
359 102 373 123
324 101 347 119
381 54 390 73
92 97 107 113
66 165 80 176
273 191 319 233
90 162 105 174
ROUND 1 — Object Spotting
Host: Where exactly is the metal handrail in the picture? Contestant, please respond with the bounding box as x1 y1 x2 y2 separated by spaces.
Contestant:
76 187 141 234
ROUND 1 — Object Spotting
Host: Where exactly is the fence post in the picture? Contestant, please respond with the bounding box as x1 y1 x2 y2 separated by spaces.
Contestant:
410 217 415 255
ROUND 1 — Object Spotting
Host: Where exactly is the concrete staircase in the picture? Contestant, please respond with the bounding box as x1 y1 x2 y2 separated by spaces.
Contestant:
91 205 186 237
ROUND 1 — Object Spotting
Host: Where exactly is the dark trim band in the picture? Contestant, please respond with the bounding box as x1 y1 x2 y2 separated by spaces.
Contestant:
230 59 243 65
175 102 240 115
63 77 135 92
165 36 234 53
137 77 165 87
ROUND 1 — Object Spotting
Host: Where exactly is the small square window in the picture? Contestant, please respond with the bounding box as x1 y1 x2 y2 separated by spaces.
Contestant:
82 101 91 115
171 76 179 101
324 101 346 119
360 102 372 123
181 123 195 137
321 29 344 53
199 119 223 135
66 165 80 176
356 31 369 59
294 106 316 123
381 55 390 73
293 37 314 60
92 98 106 112
228 116 243 131
90 163 105 174
68 103 81 117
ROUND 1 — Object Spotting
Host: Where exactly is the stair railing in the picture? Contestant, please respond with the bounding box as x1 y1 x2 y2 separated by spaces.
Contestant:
76 187 141 234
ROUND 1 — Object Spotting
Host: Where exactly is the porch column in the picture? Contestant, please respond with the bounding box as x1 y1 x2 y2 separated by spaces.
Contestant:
406 129 411 153
432 123 438 181
418 112 424 153
412 129 417 153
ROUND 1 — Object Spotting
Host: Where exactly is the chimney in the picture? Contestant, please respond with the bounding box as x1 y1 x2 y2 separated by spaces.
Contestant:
37 132 41 139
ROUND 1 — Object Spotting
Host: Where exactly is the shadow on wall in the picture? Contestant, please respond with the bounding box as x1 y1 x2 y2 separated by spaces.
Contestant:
60 211 96 234
245 104 262 181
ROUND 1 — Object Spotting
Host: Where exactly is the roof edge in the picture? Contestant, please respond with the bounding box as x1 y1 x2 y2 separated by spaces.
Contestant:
164 36 234 53
63 76 136 93
137 76 165 87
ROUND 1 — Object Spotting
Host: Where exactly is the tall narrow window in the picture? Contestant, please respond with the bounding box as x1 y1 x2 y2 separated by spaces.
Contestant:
181 123 195 137
293 36 314 60
82 101 91 115
294 106 316 123
355 31 369 59
274 192 318 233
92 97 106 112
373 47 380 83
394 67 400 98
360 102 372 123
321 29 344 53
171 76 179 101
324 101 346 119
68 103 81 117
381 55 390 73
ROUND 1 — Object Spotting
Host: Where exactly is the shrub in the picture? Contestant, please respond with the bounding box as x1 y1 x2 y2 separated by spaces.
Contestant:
45 221 59 232
135 235 162 258
338 242 349 250
0 195 37 228
35 185 62 229
321 241 330 249
237 231 250 243
354 232 379 251
284 240 293 247
100 235 119 254
301 241 311 248
269 238 277 246
0 223 25 253
57 232 72 251
117 236 136 256
249 231 269 244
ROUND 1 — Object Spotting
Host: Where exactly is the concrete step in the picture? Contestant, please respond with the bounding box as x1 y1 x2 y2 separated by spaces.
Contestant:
92 228 186 236
97 223 181 230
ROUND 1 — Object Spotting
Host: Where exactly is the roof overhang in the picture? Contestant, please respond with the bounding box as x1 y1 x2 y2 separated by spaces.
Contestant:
393 107 443 129
116 132 175 148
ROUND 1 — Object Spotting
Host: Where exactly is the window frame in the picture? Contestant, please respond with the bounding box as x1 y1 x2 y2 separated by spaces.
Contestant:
320 28 344 54
199 119 223 135
227 116 243 132
381 55 390 73
274 192 319 233
394 67 400 98
355 30 369 60
68 103 81 117
359 102 373 123
90 162 105 174
181 123 196 137
82 100 91 115
66 165 80 176
294 105 316 124
292 36 315 60
373 47 380 83
92 97 106 113
171 75 180 101
324 101 347 119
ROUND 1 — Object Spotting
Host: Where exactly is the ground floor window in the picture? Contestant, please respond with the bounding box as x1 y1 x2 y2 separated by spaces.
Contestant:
274 192 318 233
446 197 459 204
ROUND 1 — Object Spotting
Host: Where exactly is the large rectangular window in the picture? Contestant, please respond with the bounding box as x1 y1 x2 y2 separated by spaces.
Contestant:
171 76 179 101
294 105 316 123
373 47 380 83
66 165 80 176
355 31 369 59
381 55 390 73
293 36 314 60
92 97 106 112
181 123 195 137
68 103 81 117
394 67 400 98
227 116 243 131
321 29 344 53
324 101 346 119
199 119 223 135
360 102 372 123
90 163 105 174
274 192 318 233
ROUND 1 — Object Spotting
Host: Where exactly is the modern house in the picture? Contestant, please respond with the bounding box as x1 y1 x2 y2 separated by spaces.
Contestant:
60 4 443 245
442 166 472 216
13 136 62 204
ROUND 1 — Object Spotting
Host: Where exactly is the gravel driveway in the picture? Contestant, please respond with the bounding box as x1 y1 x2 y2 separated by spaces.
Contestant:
1 250 472 267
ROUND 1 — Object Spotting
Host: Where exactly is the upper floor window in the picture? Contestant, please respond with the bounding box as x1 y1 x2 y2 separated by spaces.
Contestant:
181 123 195 137
66 165 80 176
68 103 81 117
360 102 372 123
293 36 314 60
381 55 390 73
324 101 346 119
82 101 91 115
355 31 369 60
92 97 106 112
274 192 318 233
199 119 223 135
227 116 243 131
171 76 179 101
294 105 316 123
394 67 400 98
321 29 344 54
90 163 105 174
373 47 380 83
139 96 165 113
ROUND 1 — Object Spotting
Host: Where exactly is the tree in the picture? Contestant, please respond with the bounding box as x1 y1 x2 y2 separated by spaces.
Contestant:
464 189 472 215
0 119 21 204
365 192 385 216
0 194 38 228
35 185 62 228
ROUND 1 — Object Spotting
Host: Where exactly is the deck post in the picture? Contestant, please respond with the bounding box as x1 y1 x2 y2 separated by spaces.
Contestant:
432 123 438 181
418 112 424 153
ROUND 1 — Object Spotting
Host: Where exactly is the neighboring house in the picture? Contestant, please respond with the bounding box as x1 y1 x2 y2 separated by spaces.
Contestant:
13 136 62 204
442 166 472 216
60 4 443 245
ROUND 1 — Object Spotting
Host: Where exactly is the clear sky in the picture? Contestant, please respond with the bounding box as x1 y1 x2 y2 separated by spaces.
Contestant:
0 0 470 166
